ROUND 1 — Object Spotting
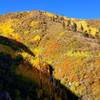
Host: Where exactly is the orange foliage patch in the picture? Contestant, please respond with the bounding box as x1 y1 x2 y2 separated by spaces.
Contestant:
95 58 100 66
54 58 79 82
44 41 60 57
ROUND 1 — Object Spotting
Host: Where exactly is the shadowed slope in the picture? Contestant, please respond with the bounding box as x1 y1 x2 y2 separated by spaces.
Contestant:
0 10 100 100
0 35 34 56
0 36 79 100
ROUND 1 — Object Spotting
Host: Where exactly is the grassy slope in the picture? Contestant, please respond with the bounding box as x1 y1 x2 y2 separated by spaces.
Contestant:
0 10 100 100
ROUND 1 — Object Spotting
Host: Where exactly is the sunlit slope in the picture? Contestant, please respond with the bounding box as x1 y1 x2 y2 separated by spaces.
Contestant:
0 36 70 100
0 10 100 100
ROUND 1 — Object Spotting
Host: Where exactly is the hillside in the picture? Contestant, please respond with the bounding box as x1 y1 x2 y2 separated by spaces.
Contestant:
0 10 100 100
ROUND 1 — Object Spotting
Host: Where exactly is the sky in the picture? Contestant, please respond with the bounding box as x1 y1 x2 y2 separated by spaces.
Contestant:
0 0 100 19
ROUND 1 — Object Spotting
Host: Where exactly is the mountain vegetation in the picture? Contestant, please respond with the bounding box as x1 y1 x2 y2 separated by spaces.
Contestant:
0 10 100 100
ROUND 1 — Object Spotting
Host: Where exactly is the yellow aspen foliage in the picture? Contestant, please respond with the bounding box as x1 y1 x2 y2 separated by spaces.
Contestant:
33 35 41 41
59 32 65 36
72 81 80 87
89 27 99 37
30 21 39 27
79 21 89 32
75 22 83 31
24 30 29 35
70 20 76 27
69 81 80 95
77 85 86 96
0 21 14 35
31 57 40 66
10 33 20 40
46 59 53 65
70 20 74 26
70 18 76 21
21 52 29 59
43 58 53 65
45 12 55 17
66 50 91 57
66 50 74 57
33 47 43 56
70 85 76 93
74 20 99 38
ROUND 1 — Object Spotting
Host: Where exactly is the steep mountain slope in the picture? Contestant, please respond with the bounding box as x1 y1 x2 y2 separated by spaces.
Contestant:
0 36 72 100
0 10 100 100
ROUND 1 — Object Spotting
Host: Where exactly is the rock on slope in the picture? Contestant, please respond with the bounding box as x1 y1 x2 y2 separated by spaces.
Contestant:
0 10 100 100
